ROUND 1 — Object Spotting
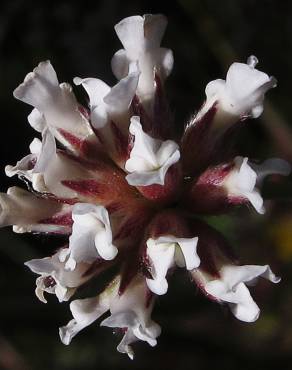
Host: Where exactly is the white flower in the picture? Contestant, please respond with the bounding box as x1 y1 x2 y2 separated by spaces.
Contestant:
112 14 173 102
203 264 280 322
6 129 90 198
25 249 91 303
5 137 42 187
203 55 276 125
5 129 54 193
0 186 69 233
74 68 139 130
125 116 180 186
146 235 200 295
60 275 160 359
13 60 93 142
60 203 118 271
224 157 265 214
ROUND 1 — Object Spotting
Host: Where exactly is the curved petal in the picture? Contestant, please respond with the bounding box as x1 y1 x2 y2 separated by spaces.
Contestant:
204 56 276 122
146 235 200 295
0 187 62 229
28 108 46 132
101 275 160 358
174 237 200 270
104 70 140 116
111 49 129 80
14 61 91 137
204 264 280 322
60 296 109 345
146 238 175 295
63 203 118 271
73 77 110 109
125 116 180 186
112 14 172 101
224 157 265 214
25 249 90 303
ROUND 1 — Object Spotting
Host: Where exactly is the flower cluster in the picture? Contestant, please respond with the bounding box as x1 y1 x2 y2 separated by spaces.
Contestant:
1 14 290 359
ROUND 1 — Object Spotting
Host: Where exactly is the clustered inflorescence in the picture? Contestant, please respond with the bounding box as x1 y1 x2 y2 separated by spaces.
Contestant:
1 14 290 359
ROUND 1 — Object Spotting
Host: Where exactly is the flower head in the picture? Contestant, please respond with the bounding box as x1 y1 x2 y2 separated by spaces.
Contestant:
1 14 290 359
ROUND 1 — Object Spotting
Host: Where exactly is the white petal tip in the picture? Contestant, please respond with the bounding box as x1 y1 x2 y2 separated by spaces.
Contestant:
234 306 260 323
73 77 83 86
273 276 281 284
59 326 72 345
128 353 134 360
146 278 168 295
99 245 118 261
65 258 76 271
13 72 35 99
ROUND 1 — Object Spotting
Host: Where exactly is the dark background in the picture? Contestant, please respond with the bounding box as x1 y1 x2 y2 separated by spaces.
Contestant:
1 0 292 369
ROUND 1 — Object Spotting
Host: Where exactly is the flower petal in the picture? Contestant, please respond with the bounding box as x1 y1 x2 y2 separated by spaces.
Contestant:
103 70 140 116
14 61 91 137
146 235 199 295
125 116 180 186
224 157 265 214
63 203 118 271
146 238 175 295
28 108 46 132
112 14 172 102
174 237 200 270
0 187 62 229
73 77 111 108
25 249 91 303
114 15 167 55
60 296 109 345
205 55 276 121
205 264 280 322
101 311 159 359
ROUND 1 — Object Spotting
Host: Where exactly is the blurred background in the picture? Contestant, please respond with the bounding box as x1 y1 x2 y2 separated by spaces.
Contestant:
1 0 292 369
